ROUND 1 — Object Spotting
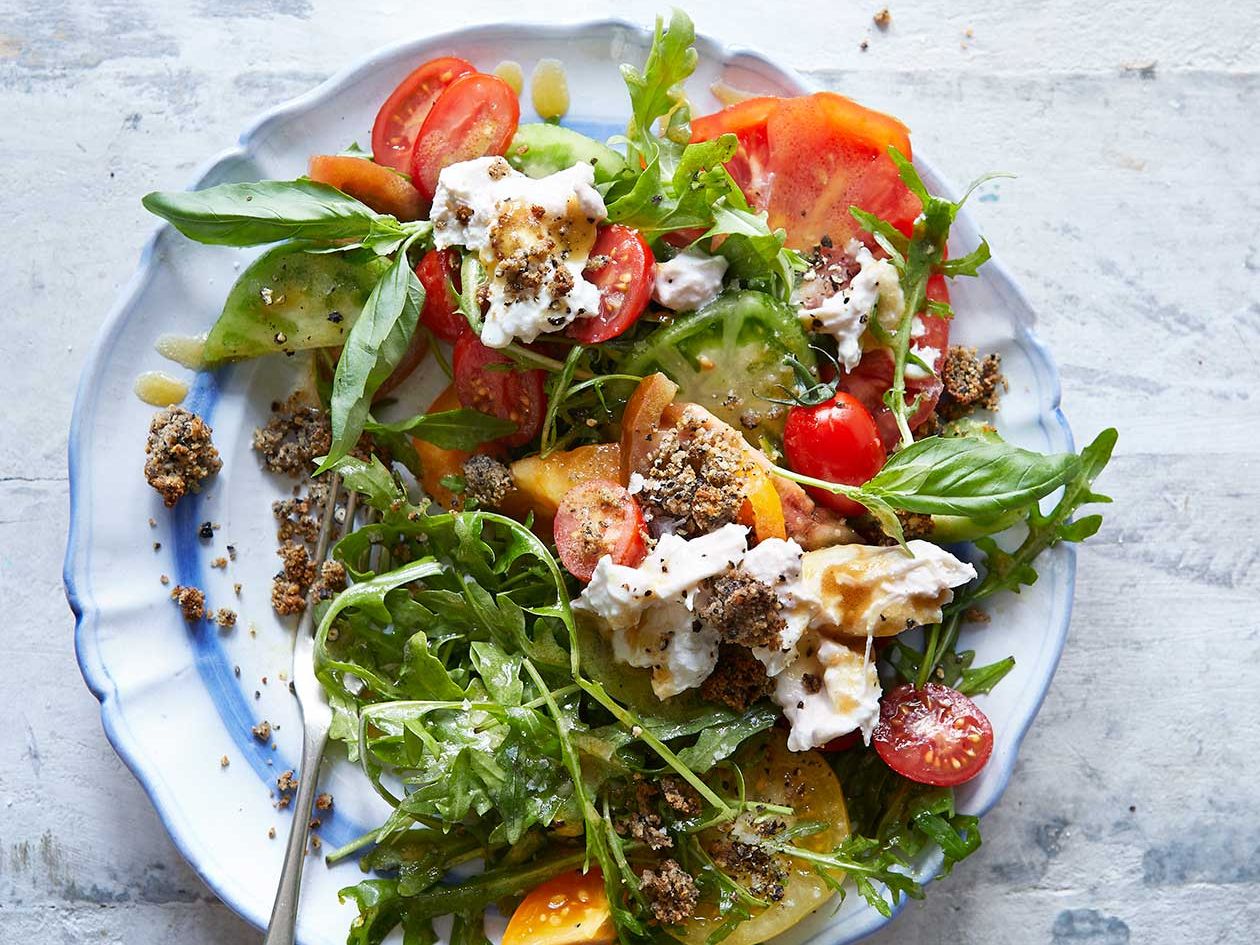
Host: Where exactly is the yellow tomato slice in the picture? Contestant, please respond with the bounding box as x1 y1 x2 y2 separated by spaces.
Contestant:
501 442 622 530
502 869 616 945
672 731 851 945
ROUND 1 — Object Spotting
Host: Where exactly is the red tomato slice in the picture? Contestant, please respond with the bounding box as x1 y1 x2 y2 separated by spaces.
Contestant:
765 92 920 251
873 683 994 787
837 274 950 450
567 225 655 344
371 56 475 174
783 392 886 517
307 155 425 221
691 96 778 211
414 248 467 343
452 331 546 448
553 479 648 582
410 73 520 202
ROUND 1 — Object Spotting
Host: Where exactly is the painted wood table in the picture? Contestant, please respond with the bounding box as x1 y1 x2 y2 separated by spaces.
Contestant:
2 1 1257 942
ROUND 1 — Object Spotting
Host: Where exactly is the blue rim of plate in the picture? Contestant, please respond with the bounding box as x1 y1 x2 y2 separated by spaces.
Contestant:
64 18 1076 944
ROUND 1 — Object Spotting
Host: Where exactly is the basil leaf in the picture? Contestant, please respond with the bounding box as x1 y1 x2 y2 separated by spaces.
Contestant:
857 435 1079 517
365 408 517 451
317 251 424 472
142 179 406 247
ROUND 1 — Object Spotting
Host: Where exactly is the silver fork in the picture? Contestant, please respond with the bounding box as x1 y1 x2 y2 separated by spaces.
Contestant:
264 474 357 945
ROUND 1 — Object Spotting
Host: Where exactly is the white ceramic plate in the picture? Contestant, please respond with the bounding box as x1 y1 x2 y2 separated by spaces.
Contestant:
66 19 1075 945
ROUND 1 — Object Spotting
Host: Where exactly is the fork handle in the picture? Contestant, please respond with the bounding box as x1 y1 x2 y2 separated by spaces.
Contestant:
263 719 330 945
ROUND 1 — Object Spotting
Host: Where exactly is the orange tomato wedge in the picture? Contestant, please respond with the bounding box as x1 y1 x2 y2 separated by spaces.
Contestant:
502 442 623 528
739 463 787 542
502 869 616 945
308 154 425 222
619 373 679 484
413 384 473 507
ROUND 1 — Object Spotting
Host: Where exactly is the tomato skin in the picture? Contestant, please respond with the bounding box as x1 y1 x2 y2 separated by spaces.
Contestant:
410 73 520 201
873 683 994 787
414 248 466 343
838 274 950 450
783 392 886 517
307 155 425 221
452 331 546 448
553 479 648 582
567 225 655 344
371 56 475 174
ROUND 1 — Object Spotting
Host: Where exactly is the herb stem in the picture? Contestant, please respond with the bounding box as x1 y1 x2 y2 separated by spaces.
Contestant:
577 677 733 816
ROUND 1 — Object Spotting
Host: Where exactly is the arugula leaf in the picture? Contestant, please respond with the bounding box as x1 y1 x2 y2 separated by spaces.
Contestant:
908 427 1118 687
620 9 697 164
849 149 1001 449
318 246 425 472
338 879 409 945
675 702 779 772
365 408 517 451
853 435 1080 518
142 179 417 249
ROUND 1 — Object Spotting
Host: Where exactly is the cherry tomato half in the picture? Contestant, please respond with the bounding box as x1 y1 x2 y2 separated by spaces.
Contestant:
371 56 475 174
414 248 466 343
783 392 886 517
307 154 425 221
452 331 545 448
410 73 520 202
567 225 655 344
553 479 648 582
872 683 994 787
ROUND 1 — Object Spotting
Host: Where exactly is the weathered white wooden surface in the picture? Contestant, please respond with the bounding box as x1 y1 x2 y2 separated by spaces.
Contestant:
2 0 1257 942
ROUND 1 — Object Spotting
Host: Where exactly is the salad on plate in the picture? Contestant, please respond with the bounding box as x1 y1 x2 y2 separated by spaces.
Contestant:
137 10 1116 944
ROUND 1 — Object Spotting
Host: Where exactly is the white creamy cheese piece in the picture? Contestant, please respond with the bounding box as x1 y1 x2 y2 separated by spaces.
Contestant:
740 537 818 677
775 635 882 750
430 156 607 348
801 540 976 638
798 239 905 372
575 524 749 698
652 249 728 312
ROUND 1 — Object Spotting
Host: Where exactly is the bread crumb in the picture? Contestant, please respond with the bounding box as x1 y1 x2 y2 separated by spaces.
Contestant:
219 755 230 768
170 585 206 621
251 720 272 742
214 607 237 628
873 9 892 29
144 407 221 507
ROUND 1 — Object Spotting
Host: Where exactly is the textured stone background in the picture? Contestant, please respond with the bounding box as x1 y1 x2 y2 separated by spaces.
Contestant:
3 1 1258 942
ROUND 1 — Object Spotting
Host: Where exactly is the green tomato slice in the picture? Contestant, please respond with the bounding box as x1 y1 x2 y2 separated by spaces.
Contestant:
620 290 815 443
506 123 628 185
203 243 390 365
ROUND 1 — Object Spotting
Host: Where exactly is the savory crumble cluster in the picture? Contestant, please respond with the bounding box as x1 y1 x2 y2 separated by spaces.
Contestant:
144 406 222 507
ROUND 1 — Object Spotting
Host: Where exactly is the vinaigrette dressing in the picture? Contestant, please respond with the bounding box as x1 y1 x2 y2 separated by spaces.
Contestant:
493 60 525 96
530 59 569 121
154 332 208 370
133 371 188 406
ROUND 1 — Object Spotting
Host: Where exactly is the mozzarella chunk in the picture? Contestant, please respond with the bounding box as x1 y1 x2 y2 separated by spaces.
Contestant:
775 636 882 750
798 239 905 371
575 524 748 698
801 540 976 638
740 537 818 677
652 249 728 312
430 156 607 348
